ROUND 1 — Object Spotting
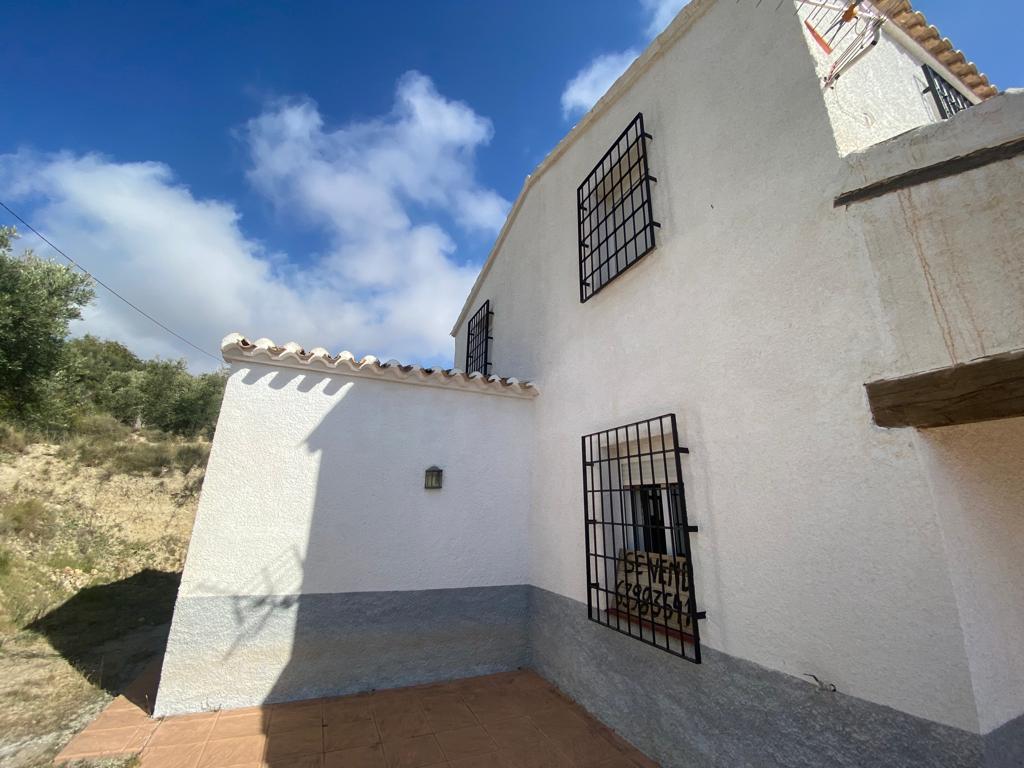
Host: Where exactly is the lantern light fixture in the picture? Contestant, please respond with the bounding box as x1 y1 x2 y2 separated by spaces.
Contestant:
424 466 443 490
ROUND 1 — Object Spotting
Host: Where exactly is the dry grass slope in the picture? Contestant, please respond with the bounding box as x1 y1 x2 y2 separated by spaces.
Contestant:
0 425 203 768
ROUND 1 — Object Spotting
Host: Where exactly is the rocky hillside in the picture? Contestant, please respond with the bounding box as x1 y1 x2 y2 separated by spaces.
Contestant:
0 436 202 767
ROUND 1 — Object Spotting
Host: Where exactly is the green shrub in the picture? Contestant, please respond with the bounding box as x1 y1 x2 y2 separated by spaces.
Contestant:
58 435 117 467
0 422 28 454
0 498 55 539
0 547 12 576
71 412 131 442
47 549 96 574
107 442 176 476
174 443 210 474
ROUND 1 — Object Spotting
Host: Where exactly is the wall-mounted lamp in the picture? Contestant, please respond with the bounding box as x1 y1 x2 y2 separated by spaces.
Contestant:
424 466 443 490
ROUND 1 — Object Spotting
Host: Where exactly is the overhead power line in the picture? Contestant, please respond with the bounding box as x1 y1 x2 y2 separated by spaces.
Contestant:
0 200 221 363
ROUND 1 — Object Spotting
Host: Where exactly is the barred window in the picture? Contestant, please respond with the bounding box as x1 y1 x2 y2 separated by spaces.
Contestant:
577 112 659 303
582 414 704 662
922 65 972 120
464 300 493 375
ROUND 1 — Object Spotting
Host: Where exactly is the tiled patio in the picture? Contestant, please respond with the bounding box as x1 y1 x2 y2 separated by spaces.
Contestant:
56 668 657 767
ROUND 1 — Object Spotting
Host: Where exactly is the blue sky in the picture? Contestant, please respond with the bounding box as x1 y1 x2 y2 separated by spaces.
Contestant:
1 1 1020 370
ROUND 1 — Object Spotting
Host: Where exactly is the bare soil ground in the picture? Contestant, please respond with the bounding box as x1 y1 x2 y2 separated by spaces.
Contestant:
0 444 200 768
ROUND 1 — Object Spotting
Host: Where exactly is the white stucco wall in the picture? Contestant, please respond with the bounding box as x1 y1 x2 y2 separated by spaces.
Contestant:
797 6 977 155
450 0 1009 734
178 361 533 602
916 417 1024 735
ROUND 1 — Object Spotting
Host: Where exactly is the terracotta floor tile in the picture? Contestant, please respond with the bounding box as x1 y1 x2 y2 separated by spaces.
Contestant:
371 693 424 719
591 757 641 768
211 711 271 739
591 727 654 768
324 718 380 752
71 667 654 768
529 708 589 742
323 697 374 725
324 744 387 768
269 700 324 733
462 693 524 724
148 715 218 747
434 725 497 761
376 710 431 742
199 734 268 768
549 730 623 766
126 722 161 752
220 706 270 719
449 754 512 768
381 734 445 768
264 725 324 759
59 725 139 758
91 705 154 730
106 695 143 712
263 755 322 768
500 743 574 768
141 742 205 768
420 696 477 732
483 717 546 751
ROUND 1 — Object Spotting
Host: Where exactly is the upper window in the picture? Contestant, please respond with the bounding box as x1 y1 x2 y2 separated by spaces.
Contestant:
922 65 972 120
465 300 493 375
577 112 659 303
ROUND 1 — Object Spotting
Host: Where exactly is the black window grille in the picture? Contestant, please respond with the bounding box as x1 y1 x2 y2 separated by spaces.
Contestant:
465 300 493 375
922 65 972 120
577 112 659 303
581 414 704 662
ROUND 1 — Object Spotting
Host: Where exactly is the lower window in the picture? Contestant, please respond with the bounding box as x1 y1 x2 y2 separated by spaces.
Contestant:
581 413 704 662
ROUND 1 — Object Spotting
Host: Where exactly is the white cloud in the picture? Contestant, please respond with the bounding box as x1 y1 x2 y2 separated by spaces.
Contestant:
640 0 690 38
560 50 640 119
0 72 509 371
559 0 691 119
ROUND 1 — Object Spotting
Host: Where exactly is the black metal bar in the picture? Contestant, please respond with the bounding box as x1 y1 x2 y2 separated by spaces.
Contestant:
581 413 702 663
577 112 659 303
464 300 493 375
922 64 972 121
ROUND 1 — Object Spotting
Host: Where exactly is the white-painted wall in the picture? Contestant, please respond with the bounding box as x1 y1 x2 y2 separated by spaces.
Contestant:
916 417 1024 735
797 6 977 155
453 0 1022 735
179 361 533 603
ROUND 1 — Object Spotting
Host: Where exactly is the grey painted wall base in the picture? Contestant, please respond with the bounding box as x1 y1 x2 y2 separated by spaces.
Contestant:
527 587 1010 768
157 584 1021 767
155 585 529 716
985 711 1024 768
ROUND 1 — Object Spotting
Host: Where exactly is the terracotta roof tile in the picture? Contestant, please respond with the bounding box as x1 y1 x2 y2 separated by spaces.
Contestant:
881 1 997 100
221 333 538 398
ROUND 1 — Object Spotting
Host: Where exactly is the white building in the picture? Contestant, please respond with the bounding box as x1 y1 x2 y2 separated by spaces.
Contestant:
157 2 1024 766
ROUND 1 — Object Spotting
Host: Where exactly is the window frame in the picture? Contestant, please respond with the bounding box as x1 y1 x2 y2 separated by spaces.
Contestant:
581 413 704 662
577 112 660 303
922 64 972 120
464 300 493 375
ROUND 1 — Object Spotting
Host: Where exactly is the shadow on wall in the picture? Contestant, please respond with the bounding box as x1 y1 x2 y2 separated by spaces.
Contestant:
260 368 529 705
29 569 181 708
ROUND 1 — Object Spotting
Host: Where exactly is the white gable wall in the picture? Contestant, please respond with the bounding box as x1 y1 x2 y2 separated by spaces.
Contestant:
454 0 982 733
